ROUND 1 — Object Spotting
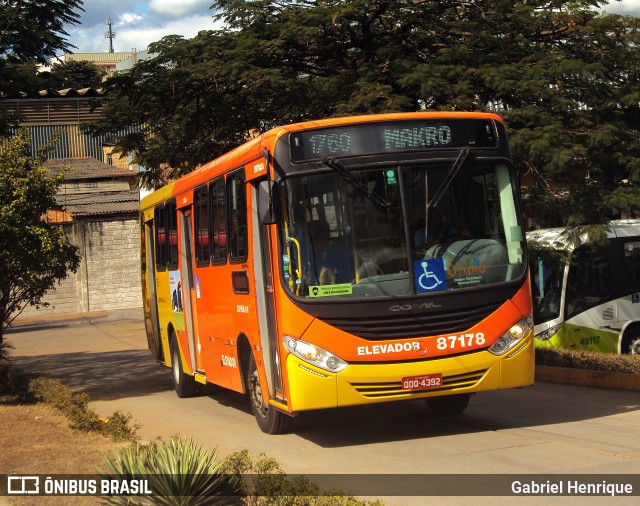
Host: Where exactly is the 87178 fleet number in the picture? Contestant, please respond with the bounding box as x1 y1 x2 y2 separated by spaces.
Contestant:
436 332 485 350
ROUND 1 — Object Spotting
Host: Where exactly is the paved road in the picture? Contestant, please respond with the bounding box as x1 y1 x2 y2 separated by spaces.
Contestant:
5 308 640 504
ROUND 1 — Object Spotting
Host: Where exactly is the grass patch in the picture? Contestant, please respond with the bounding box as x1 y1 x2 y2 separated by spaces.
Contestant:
28 377 138 441
1 345 137 441
535 346 640 374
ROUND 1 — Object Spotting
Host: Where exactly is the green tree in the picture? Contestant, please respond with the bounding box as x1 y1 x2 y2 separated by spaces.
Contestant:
86 30 317 188
0 130 80 344
41 60 107 90
0 0 84 130
88 0 640 227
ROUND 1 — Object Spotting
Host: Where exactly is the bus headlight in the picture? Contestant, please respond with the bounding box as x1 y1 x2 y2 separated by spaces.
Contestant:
488 315 533 356
284 337 348 373
535 324 561 341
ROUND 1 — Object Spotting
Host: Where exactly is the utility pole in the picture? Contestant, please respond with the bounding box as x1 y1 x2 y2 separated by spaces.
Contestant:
105 16 116 53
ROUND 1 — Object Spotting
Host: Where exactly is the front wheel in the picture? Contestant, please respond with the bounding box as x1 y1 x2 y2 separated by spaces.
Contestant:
626 335 640 355
171 335 199 398
426 394 470 415
246 353 291 434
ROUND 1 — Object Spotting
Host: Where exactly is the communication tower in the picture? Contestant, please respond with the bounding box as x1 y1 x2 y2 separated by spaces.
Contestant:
105 16 116 53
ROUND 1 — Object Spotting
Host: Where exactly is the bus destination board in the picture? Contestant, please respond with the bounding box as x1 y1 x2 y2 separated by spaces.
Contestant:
289 119 497 162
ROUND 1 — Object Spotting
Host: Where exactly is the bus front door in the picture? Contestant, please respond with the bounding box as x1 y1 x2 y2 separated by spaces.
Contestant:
144 218 162 360
253 184 285 403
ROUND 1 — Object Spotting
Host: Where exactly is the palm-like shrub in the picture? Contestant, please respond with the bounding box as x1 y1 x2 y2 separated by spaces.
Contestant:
100 437 244 505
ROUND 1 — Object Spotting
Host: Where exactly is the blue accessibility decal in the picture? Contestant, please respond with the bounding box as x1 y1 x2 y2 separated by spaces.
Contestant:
414 258 447 293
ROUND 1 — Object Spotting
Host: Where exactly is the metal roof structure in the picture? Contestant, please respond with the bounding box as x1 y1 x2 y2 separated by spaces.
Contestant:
45 157 135 180
45 157 139 218
53 189 140 216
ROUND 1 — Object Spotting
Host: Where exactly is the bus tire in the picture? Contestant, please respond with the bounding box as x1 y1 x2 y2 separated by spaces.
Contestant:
171 335 199 398
426 393 470 415
247 352 291 434
625 334 640 355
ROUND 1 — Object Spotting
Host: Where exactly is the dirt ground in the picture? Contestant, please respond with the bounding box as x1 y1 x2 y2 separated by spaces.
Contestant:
0 401 127 505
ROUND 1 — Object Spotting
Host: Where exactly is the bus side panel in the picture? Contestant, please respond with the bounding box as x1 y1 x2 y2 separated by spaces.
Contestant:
196 185 258 394
195 261 249 393
564 297 626 353
563 322 618 353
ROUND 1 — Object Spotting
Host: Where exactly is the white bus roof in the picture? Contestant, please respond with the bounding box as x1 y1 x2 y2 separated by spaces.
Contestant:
526 219 640 250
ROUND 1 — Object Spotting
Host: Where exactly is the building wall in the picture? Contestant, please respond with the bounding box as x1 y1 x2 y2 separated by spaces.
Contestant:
19 217 142 317
102 145 131 170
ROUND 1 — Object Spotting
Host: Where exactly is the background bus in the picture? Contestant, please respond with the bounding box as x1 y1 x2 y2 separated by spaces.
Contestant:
528 220 640 355
140 112 534 434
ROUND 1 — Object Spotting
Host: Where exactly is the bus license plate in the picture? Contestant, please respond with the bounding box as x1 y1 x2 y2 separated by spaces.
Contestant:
402 373 443 391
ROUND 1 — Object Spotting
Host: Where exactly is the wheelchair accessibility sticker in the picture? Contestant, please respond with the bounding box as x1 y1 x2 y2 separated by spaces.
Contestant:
414 259 447 293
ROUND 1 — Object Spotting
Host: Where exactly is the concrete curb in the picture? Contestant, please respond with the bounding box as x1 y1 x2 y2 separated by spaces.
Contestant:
535 365 640 393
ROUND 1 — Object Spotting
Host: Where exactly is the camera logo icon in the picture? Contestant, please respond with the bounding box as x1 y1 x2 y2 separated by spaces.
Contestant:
7 476 40 495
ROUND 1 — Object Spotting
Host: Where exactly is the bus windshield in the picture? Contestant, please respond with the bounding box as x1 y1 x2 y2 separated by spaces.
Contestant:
279 159 526 299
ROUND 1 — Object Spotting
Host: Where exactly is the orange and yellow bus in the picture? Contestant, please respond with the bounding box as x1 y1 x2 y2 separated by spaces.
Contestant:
140 112 534 434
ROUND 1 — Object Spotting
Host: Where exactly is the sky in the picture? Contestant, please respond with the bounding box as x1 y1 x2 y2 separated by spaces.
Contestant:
67 0 640 55
67 0 220 54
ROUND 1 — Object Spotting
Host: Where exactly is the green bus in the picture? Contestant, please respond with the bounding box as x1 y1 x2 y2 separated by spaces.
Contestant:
528 220 640 355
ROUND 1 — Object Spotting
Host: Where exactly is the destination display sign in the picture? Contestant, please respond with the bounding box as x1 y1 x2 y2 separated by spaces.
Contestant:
289 119 497 162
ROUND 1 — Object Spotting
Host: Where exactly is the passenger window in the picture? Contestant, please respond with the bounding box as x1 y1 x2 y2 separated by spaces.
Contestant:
565 246 610 320
210 178 228 264
194 186 210 266
167 200 178 269
154 205 167 271
624 241 640 293
228 170 248 262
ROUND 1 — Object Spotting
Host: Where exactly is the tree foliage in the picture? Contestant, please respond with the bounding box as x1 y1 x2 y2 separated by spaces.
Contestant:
0 131 80 342
0 1 84 130
40 60 106 90
0 0 83 63
87 0 640 226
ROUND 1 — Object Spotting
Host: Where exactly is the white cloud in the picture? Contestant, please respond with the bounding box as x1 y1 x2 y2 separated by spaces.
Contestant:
120 13 144 25
149 0 213 18
110 14 218 53
68 7 220 54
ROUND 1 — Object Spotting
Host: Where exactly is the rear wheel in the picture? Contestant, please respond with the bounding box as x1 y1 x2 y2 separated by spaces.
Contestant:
247 353 291 434
426 394 470 415
171 335 199 398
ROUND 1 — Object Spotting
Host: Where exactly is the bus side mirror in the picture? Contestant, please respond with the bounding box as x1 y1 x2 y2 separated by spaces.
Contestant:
258 180 277 225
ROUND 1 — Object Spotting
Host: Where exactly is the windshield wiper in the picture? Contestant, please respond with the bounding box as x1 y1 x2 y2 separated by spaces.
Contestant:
428 147 475 209
322 158 392 208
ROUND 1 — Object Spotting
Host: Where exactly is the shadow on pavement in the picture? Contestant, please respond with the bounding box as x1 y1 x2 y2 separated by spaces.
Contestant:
288 382 640 448
12 350 173 401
